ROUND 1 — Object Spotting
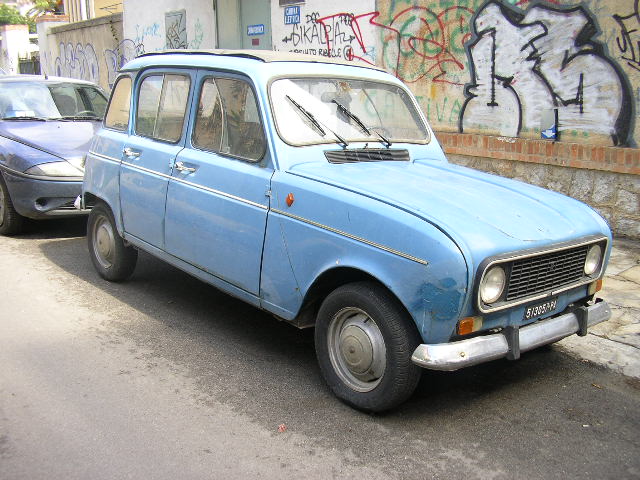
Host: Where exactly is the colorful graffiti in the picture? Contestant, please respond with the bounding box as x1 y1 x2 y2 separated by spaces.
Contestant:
274 0 639 145
460 2 632 146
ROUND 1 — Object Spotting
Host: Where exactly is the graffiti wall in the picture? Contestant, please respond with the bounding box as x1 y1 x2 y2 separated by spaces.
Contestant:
39 13 132 91
122 0 213 55
272 0 640 147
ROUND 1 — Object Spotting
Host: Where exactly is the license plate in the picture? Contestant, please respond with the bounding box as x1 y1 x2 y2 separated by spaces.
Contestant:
524 298 558 320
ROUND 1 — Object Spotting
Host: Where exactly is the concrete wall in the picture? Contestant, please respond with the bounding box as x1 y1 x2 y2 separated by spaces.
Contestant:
122 0 215 54
0 24 30 74
39 13 127 90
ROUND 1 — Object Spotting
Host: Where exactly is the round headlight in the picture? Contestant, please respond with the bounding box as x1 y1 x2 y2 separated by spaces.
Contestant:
480 266 506 304
584 244 602 275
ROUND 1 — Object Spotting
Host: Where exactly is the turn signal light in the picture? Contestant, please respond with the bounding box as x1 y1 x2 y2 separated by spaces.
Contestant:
589 279 603 295
458 316 483 336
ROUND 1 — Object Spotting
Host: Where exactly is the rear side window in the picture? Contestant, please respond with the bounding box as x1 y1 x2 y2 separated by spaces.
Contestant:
136 74 190 143
104 77 132 130
193 77 265 162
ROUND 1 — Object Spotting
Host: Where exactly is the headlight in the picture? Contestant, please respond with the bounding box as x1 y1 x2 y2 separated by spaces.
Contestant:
25 161 83 177
584 244 602 275
480 266 506 304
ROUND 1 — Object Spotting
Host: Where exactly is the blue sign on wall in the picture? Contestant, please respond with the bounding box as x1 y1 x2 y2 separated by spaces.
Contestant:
247 24 265 36
284 6 300 25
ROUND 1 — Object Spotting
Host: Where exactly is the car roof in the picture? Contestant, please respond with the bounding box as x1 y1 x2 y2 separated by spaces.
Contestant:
123 49 386 73
0 74 99 86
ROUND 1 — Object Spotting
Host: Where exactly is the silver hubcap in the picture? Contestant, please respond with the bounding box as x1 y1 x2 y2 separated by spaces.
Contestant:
92 215 115 269
327 307 386 392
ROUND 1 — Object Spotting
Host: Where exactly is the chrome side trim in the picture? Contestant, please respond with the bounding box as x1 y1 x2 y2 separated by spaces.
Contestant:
120 160 267 210
412 299 611 371
173 176 268 210
87 151 122 164
272 208 428 266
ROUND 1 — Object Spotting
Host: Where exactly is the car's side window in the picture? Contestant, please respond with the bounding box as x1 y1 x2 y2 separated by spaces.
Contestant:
192 76 265 162
136 74 191 143
104 77 132 131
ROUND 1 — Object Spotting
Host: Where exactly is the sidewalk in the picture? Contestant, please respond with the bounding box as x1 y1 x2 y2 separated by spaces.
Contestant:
557 238 640 379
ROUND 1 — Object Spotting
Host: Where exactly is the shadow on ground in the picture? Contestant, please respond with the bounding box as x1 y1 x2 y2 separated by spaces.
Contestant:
36 228 640 479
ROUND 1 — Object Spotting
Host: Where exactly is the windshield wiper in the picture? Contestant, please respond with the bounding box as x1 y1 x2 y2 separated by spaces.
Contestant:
1 116 47 121
56 115 102 121
286 95 348 148
331 100 392 148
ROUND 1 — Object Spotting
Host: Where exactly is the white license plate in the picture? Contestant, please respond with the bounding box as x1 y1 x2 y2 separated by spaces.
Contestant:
524 298 558 320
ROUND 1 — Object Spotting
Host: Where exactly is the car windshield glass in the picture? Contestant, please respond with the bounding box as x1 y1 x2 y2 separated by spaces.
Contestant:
0 81 107 120
271 77 429 146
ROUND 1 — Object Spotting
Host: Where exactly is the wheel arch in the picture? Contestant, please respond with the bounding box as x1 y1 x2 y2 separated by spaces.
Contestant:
293 266 415 332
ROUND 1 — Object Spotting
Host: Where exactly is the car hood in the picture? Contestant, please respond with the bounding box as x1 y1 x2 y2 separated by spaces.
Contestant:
287 159 610 266
0 120 101 162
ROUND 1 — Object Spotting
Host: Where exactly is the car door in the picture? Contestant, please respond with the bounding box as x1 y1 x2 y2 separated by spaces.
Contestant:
164 71 272 295
119 69 194 250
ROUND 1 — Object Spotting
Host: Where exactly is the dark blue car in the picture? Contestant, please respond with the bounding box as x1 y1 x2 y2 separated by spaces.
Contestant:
0 75 108 235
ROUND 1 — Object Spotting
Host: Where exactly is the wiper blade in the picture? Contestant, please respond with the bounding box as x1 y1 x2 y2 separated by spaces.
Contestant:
332 100 370 135
286 95 348 148
332 100 392 147
286 95 326 137
1 116 47 121
56 115 102 121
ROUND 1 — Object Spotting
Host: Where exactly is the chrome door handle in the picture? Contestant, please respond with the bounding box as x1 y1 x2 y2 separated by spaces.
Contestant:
175 161 196 173
123 147 140 158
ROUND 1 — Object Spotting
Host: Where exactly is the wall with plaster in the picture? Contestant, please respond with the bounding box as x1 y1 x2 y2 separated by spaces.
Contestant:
39 14 126 91
122 0 215 54
0 24 31 74
271 0 640 148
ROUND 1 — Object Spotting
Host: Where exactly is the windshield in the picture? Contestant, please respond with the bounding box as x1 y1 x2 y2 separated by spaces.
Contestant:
270 77 429 146
0 81 108 120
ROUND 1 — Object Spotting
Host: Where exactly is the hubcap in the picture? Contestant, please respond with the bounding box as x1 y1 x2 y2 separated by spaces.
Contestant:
92 215 115 269
327 307 386 392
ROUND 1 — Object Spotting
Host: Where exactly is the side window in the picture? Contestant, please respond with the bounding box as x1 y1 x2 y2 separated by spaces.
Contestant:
104 77 132 130
193 77 265 162
136 74 190 143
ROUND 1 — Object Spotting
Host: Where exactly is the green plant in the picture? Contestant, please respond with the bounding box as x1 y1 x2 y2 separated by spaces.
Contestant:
0 4 28 26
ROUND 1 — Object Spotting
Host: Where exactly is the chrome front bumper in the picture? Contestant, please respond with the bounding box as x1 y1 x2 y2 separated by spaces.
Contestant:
412 299 611 371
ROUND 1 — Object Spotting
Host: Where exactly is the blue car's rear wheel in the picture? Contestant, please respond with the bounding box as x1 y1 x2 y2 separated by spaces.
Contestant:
315 281 422 412
0 174 24 236
88 203 137 281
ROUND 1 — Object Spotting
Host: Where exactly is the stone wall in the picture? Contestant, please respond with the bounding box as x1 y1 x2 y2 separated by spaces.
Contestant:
438 133 640 238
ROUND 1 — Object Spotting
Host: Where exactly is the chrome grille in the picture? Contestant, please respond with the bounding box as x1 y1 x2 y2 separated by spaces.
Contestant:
506 245 589 301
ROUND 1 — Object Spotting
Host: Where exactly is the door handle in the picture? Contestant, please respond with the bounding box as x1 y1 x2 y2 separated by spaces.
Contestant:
175 161 197 173
123 147 140 158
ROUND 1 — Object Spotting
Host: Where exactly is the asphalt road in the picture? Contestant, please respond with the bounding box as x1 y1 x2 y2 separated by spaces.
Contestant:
1 219 639 480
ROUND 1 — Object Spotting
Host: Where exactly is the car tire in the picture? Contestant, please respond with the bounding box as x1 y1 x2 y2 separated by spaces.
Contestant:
88 203 137 281
315 281 422 412
0 173 24 236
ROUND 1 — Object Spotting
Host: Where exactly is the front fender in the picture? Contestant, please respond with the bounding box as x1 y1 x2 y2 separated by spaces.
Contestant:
261 171 469 344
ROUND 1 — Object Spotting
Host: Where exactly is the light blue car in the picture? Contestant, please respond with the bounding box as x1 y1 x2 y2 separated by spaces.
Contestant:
82 50 611 411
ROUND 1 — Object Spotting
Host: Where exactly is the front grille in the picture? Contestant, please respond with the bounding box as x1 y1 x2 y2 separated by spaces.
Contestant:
324 148 410 164
506 245 589 301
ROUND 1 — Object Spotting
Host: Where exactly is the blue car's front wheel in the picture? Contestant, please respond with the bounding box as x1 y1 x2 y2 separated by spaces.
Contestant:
315 281 422 412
